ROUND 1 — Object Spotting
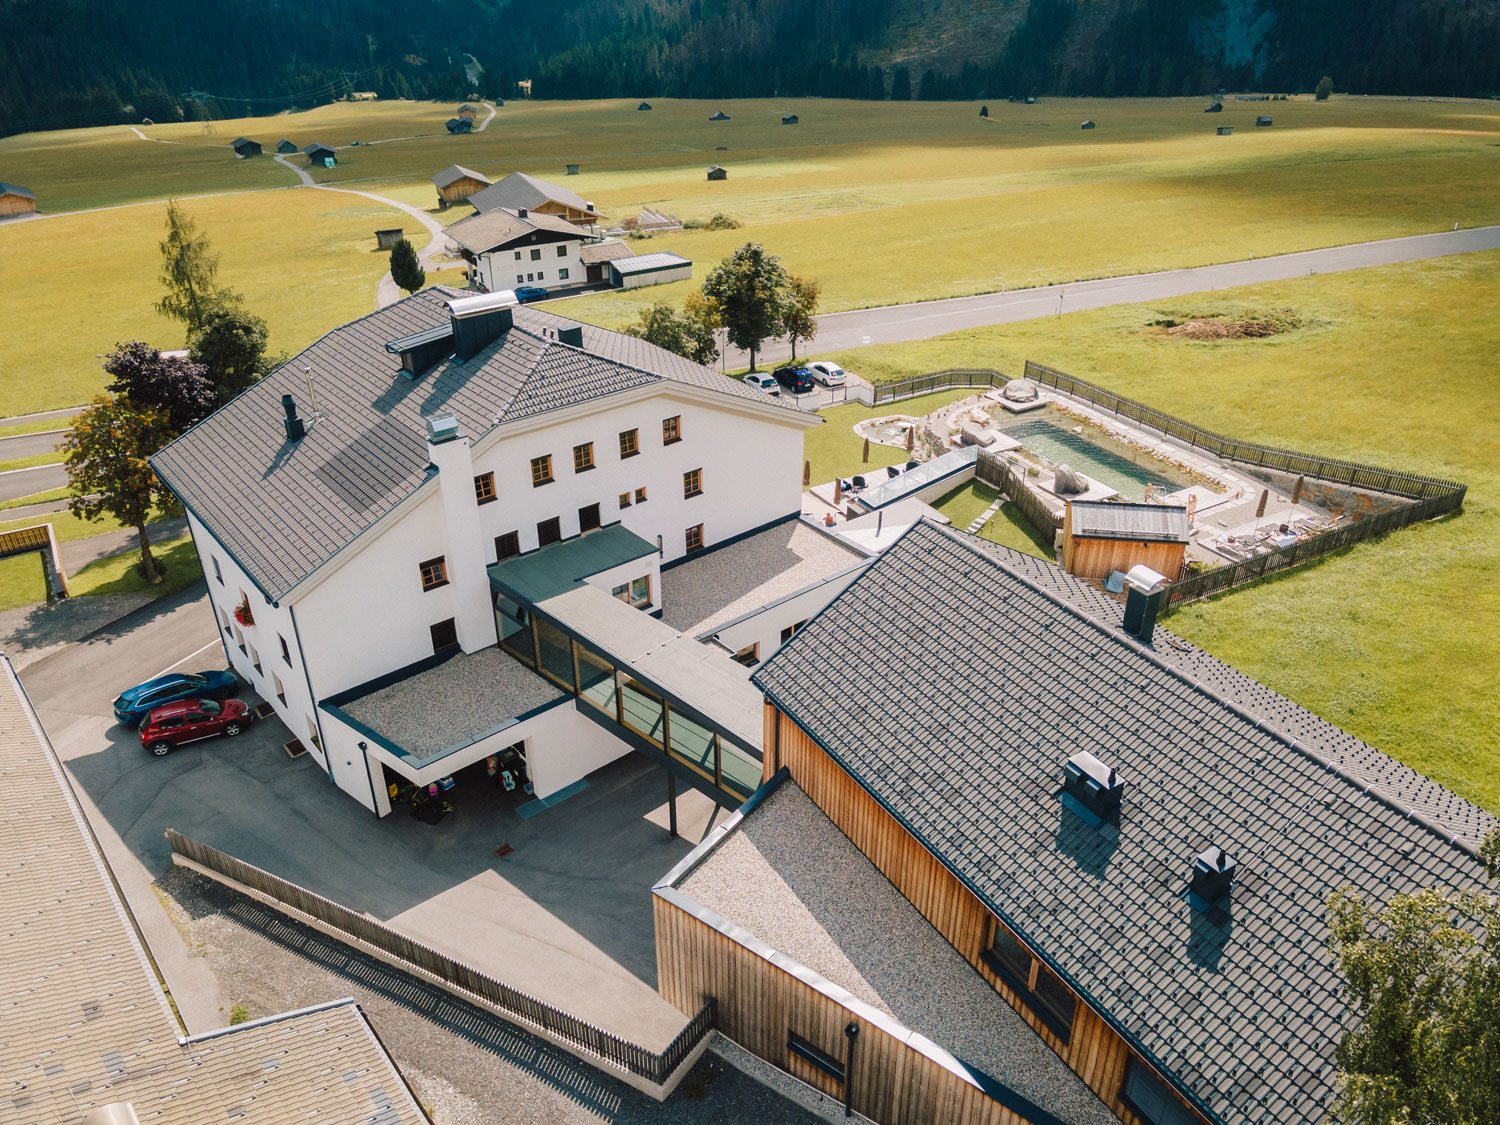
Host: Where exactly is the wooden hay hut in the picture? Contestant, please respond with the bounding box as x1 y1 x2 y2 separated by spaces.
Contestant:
0 182 36 217
1256 115 1274 126
276 139 297 154
445 117 473 134
431 164 492 208
231 137 261 158
638 101 653 111
1062 501 1189 581
979 105 989 117
709 110 731 121
1217 125 1234 135
303 143 336 167
456 104 477 120
375 228 404 250
1205 101 1223 112
706 165 727 181
1081 119 1096 129
565 163 580 176
781 114 799 125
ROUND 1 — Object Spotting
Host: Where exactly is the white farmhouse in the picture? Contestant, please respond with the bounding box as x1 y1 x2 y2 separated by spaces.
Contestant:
152 289 838 818
445 207 588 294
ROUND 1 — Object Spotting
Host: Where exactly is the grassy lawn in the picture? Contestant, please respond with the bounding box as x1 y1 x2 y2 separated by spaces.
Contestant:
68 535 201 599
931 480 1056 561
803 388 977 484
0 450 62 473
0 487 69 511
0 417 77 437
820 250 1500 813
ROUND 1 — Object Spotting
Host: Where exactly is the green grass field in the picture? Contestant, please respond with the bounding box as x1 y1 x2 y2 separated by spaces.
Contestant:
809 250 1500 813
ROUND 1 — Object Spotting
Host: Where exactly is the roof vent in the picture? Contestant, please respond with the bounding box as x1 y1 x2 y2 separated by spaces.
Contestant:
554 319 584 349
1061 750 1124 826
447 291 516 361
1188 845 1236 911
1123 564 1169 645
426 415 462 445
385 324 455 377
517 207 528 219
282 394 306 442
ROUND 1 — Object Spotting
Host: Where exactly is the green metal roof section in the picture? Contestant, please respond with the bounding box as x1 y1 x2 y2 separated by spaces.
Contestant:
488 522 657 603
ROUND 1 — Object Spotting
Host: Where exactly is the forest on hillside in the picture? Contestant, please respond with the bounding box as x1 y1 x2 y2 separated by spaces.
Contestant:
2 0 1497 136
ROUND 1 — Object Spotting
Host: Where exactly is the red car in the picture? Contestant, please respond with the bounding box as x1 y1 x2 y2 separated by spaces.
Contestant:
139 698 252 757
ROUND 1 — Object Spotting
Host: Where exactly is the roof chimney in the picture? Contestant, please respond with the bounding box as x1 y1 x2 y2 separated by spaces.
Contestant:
554 319 584 349
1061 750 1124 826
282 394 306 442
1188 845 1237 911
447 291 516 361
1123 564 1168 645
517 207 528 219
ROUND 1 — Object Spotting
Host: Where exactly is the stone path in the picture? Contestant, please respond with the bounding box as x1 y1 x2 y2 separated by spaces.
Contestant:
966 495 1004 535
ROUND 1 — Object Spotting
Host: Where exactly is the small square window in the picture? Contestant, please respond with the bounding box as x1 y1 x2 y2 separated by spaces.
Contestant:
537 517 562 546
474 471 496 504
516 273 524 283
430 618 459 654
988 924 1033 985
573 442 594 473
557 244 568 257
279 634 291 665
212 555 223 584
514 251 522 261
619 429 639 458
779 618 809 644
579 503 601 532
635 486 648 504
530 247 542 261
732 643 759 666
685 524 704 553
683 467 702 498
558 267 569 280
618 492 632 509
495 531 520 560
612 576 652 609
1032 964 1078 1032
662 415 681 444
419 556 449 591
530 454 554 487
272 673 287 707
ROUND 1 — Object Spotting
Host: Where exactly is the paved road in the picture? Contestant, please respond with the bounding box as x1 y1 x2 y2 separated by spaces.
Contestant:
0 406 81 427
0 462 66 502
0 428 66 460
729 224 1500 368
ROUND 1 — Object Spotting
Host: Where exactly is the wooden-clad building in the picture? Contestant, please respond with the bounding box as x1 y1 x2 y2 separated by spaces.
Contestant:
0 182 37 217
303 142 337 167
445 117 474 134
276 139 297 154
469 171 604 226
431 163 493 208
457 104 478 120
231 137 261 158
706 164 727 181
649 519 1495 1125
1061 500 1188 581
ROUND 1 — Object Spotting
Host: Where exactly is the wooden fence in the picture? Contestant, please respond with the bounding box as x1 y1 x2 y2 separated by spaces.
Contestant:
166 830 714 1088
975 450 1059 549
872 369 1008 404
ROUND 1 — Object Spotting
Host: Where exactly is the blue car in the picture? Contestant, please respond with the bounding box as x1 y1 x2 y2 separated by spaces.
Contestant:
513 285 549 304
113 670 240 727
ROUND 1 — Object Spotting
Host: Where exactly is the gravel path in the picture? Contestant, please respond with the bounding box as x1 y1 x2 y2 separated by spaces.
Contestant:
157 867 825 1125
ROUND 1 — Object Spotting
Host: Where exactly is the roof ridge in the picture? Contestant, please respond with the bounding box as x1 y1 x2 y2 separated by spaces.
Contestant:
921 520 1487 857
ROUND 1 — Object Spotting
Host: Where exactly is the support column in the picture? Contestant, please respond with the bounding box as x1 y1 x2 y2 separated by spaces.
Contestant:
667 771 678 839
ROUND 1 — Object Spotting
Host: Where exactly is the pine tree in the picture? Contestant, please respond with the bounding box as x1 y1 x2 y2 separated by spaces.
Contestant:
155 201 239 338
891 67 912 101
390 238 425 294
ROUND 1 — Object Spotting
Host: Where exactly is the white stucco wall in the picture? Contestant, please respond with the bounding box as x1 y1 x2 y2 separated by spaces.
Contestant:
614 263 693 289
581 553 664 610
479 237 585 293
703 562 868 668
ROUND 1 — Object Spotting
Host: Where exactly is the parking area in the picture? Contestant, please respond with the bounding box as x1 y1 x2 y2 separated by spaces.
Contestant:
26 587 727 1049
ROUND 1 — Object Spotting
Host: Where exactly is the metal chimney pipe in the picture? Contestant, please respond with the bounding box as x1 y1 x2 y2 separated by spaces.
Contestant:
282 394 306 442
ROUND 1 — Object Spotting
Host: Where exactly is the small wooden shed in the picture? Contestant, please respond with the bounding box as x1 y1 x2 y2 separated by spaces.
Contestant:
231 137 261 158
1062 501 1189 582
781 114 798 125
638 101 653 111
0 182 37 217
706 165 727 181
709 111 731 121
1256 115 1274 127
1081 120 1096 130
565 163 580 175
303 143 336 167
1217 125 1234 136
431 164 492 207
456 104 477 120
375 228 405 250
445 117 473 134
1205 101 1223 113
276 139 297 154
979 105 989 118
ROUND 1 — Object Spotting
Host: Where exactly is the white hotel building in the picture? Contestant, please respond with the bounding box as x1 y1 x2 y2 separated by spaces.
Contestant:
153 289 867 816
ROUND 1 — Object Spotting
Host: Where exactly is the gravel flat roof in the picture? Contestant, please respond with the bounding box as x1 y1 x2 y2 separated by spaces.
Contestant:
339 646 565 760
659 520 865 637
679 782 1118 1125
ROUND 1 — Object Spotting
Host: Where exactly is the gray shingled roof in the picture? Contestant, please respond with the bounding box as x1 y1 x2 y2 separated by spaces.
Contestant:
1069 500 1189 543
431 163 491 189
610 252 691 275
151 288 799 603
752 519 1496 1125
445 207 586 254
470 171 599 217
580 240 634 265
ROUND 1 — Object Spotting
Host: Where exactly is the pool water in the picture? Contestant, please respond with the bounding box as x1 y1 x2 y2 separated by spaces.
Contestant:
1000 419 1182 500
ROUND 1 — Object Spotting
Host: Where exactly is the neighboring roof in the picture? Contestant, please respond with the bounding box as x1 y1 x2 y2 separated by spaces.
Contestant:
432 163 492 189
303 142 334 155
854 445 977 509
470 171 600 218
232 136 257 147
151 288 804 603
445 207 587 254
610 251 691 276
580 240 634 265
489 522 657 604
445 117 472 131
1069 500 1189 543
276 139 296 151
0 655 428 1124
707 164 725 172
0 182 36 198
752 519 1496 1125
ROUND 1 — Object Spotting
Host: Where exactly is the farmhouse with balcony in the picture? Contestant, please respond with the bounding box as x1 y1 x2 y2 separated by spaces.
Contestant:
470 171 604 227
150 289 854 819
446 207 590 293
653 519 1497 1125
432 163 494 208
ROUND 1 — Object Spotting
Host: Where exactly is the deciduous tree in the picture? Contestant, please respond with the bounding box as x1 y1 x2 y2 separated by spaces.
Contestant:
103 341 217 434
782 275 821 361
390 237 426 294
1328 825 1500 1125
155 201 239 336
190 305 278 403
700 243 790 372
624 295 720 367
62 397 175 585
1316 75 1334 100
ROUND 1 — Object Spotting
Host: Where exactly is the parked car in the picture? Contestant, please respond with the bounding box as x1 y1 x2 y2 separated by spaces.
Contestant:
772 365 815 394
514 285 549 303
743 371 781 395
806 361 848 387
113 670 240 727
139 698 252 757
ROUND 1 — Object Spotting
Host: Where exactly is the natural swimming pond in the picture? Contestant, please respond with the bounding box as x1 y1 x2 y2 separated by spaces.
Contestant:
999 416 1188 500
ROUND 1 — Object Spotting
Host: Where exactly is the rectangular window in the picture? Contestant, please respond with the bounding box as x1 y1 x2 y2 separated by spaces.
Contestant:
732 643 759 666
279 634 291 665
662 415 681 444
1032 964 1079 1033
578 503 601 533
612 575 651 609
618 492 631 509
419 556 448 591
683 467 702 498
537 517 562 546
530 247 542 261
619 675 665 746
530 454 554 487
619 429 639 458
556 244 568 257
249 645 262 675
575 646 618 715
685 524 704 553
514 251 522 261
982 920 1076 1043
430 618 459 654
780 618 809 644
213 556 223 584
474 471 496 504
987 925 1033 987
666 703 716 782
635 486 648 504
558 267 569 280
573 442 594 473
1122 1059 1199 1125
272 673 287 707
527 272 535 282
516 273 524 283
497 596 535 666
534 616 574 689
495 531 520 560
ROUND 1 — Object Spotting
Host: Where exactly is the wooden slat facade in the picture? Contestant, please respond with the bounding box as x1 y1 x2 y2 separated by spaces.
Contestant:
1061 533 1186 582
762 703 1209 1125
